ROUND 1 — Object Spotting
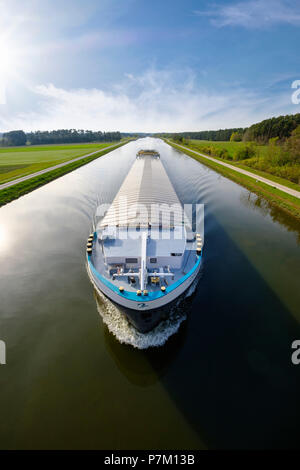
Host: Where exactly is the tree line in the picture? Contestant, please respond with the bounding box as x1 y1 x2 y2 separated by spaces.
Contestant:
243 113 300 143
155 113 300 144
154 128 244 142
2 112 300 147
1 129 122 146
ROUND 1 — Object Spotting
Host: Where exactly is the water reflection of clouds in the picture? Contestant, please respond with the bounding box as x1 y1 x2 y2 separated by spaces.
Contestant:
0 224 8 252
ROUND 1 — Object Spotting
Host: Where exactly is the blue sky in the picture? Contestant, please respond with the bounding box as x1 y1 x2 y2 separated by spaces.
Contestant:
0 0 299 132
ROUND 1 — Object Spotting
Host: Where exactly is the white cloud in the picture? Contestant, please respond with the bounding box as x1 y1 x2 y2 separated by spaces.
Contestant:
195 0 300 28
0 82 5 105
0 68 297 132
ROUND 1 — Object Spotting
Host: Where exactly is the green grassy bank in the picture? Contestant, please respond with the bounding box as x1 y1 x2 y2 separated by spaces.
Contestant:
0 141 127 207
166 140 300 220
187 139 300 188
0 142 120 184
187 140 300 192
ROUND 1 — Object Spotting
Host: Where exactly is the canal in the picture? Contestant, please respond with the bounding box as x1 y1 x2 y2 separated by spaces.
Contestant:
0 138 299 449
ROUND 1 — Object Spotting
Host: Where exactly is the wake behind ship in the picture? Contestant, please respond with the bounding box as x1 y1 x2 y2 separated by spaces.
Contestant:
86 149 203 333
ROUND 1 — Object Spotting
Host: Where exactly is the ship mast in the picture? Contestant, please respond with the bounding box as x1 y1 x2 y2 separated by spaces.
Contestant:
140 230 148 291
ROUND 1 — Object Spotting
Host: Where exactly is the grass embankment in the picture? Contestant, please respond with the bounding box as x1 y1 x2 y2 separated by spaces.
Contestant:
188 139 300 190
0 141 126 207
167 140 300 220
0 142 118 184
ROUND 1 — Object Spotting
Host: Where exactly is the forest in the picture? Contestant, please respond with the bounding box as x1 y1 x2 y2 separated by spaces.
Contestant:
243 113 300 143
157 113 300 144
155 128 244 141
1 129 122 146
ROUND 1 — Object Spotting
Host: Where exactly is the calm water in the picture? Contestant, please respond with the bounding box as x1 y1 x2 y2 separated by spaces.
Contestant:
0 138 300 449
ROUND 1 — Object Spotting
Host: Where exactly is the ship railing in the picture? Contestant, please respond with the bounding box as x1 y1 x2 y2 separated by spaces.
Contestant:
112 270 175 288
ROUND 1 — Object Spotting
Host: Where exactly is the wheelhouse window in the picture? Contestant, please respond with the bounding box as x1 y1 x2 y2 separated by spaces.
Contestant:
171 253 182 256
125 258 138 264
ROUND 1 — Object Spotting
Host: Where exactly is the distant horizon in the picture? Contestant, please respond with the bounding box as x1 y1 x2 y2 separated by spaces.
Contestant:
0 108 299 136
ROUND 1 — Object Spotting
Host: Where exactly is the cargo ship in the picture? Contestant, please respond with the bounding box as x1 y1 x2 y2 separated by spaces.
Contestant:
86 149 203 332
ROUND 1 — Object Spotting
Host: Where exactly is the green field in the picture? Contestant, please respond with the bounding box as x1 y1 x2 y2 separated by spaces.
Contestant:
0 141 127 207
189 139 268 158
0 142 116 184
167 140 300 220
187 139 300 191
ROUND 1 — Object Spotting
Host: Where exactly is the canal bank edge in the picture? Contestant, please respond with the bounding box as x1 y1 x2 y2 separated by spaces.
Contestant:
165 140 300 220
0 141 129 208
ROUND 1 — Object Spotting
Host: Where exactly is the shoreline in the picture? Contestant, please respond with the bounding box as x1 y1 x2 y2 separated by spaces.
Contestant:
0 141 128 207
166 140 300 220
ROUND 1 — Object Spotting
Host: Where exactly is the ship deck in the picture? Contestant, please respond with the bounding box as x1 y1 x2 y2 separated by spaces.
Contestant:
88 150 203 298
90 234 199 294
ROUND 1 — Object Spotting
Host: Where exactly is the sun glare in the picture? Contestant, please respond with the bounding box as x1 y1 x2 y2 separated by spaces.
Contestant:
0 39 16 73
